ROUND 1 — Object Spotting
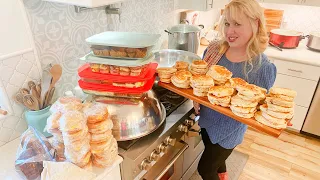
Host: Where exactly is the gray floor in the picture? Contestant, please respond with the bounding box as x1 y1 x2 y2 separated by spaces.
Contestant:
189 150 249 180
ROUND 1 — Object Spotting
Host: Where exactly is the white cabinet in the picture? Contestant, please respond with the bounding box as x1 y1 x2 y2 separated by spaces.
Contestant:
176 0 229 11
258 0 320 7
271 58 320 131
43 0 125 8
0 0 32 59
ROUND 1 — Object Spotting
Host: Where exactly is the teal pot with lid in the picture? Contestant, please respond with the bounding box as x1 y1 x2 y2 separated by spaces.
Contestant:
24 106 52 137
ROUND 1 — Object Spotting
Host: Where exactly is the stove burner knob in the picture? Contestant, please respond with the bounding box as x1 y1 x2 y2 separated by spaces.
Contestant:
178 124 188 133
164 136 176 146
140 159 152 171
156 143 169 154
185 119 194 126
149 150 160 161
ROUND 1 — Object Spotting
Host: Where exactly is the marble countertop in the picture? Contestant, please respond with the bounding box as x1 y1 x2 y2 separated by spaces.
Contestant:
0 137 122 180
198 41 320 67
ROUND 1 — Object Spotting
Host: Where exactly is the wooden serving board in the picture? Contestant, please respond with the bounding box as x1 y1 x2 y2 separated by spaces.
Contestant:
159 82 287 138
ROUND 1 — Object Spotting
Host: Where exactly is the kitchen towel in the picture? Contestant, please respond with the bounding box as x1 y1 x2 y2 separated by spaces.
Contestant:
41 161 97 180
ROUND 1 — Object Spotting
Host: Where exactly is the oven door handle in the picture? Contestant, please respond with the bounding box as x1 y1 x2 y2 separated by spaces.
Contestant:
142 140 189 180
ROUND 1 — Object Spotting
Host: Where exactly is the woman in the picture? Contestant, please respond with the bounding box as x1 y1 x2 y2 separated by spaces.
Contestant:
196 0 277 180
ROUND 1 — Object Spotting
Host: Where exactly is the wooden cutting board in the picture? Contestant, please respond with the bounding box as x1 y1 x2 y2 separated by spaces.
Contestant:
159 82 288 138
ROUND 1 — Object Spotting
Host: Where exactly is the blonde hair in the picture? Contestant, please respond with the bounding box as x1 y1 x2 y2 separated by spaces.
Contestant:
218 0 269 79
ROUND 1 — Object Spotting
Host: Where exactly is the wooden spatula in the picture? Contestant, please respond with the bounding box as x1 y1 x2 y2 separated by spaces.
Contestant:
23 94 39 111
49 64 62 89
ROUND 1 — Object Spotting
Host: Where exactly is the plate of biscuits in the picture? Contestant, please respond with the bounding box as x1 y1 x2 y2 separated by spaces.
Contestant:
157 60 297 137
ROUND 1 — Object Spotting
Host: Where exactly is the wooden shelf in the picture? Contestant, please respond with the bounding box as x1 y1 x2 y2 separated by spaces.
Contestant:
159 82 287 138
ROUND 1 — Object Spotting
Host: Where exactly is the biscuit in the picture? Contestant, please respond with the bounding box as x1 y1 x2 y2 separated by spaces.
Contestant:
208 86 234 97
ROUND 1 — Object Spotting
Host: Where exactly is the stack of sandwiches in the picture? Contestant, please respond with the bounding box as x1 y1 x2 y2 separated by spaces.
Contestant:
157 67 177 83
206 65 233 85
190 75 214 97
255 87 296 129
230 82 265 118
207 86 234 107
171 70 192 88
174 61 189 71
190 60 209 75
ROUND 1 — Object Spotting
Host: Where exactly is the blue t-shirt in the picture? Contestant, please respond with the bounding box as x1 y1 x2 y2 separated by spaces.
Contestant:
198 52 277 149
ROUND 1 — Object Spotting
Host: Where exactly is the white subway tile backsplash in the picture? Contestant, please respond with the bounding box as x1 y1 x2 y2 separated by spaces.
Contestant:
0 51 41 146
0 127 14 142
2 116 20 129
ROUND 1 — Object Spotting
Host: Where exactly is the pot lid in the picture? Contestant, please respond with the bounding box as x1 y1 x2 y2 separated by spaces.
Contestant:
271 29 303 36
310 31 320 37
168 24 201 33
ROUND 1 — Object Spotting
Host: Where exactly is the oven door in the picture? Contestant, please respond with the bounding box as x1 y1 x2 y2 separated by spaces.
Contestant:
142 140 189 180
182 121 205 176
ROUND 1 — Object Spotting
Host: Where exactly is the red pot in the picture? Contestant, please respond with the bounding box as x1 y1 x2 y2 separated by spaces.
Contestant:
269 29 304 49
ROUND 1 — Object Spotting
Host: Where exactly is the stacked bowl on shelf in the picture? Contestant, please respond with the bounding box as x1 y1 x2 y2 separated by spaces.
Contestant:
78 32 161 98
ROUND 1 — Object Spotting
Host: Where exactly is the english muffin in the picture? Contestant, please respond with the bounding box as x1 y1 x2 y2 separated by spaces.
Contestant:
191 60 208 69
267 102 294 113
230 95 259 108
255 111 287 129
208 86 234 97
174 61 189 71
190 75 214 87
268 94 295 102
260 104 292 119
266 97 294 108
207 94 231 107
230 105 257 114
206 65 233 82
232 111 255 119
229 78 248 89
269 87 297 98
171 70 192 88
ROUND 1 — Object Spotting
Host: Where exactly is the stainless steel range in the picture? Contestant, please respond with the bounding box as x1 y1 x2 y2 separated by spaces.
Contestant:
118 85 205 180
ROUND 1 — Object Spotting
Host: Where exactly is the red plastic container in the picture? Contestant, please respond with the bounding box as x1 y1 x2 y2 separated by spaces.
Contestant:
78 63 157 82
78 75 156 98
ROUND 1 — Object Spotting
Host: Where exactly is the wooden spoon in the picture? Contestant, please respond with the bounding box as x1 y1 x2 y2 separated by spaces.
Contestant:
23 95 39 111
46 87 55 107
14 93 25 105
40 70 52 109
49 64 62 89
20 88 30 96
28 81 36 91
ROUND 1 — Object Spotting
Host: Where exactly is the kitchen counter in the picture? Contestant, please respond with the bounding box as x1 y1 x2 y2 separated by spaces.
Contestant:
265 42 320 67
0 137 123 180
198 42 320 67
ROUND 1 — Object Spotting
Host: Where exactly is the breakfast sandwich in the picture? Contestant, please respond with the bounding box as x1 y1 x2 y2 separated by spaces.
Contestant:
236 84 266 102
230 95 259 108
208 86 234 97
206 65 233 85
171 70 192 88
157 67 177 83
260 104 293 119
190 60 209 75
207 85 234 107
190 75 214 96
174 61 189 71
207 94 231 107
255 111 287 129
229 78 248 89
269 87 297 99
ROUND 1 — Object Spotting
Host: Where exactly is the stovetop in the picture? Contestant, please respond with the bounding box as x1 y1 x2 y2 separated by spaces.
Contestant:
117 85 187 150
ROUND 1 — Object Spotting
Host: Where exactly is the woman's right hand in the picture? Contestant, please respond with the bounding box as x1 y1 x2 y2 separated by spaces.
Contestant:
193 101 200 115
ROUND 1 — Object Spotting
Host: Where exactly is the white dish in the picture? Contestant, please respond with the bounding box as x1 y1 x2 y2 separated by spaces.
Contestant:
80 52 154 67
86 32 161 48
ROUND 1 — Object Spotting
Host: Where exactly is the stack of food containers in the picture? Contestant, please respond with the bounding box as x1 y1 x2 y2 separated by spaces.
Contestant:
78 32 161 98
